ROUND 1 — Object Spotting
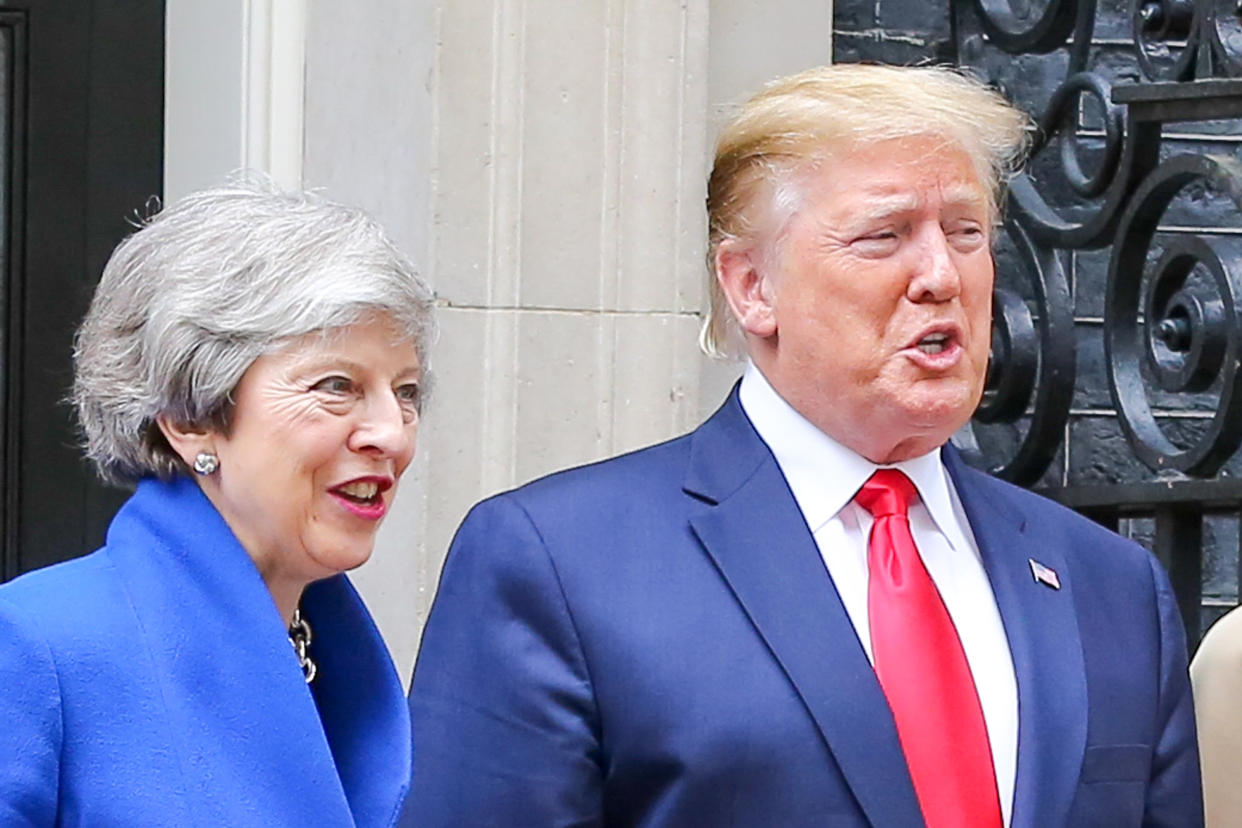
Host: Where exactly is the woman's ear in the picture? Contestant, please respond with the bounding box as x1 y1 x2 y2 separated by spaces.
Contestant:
154 413 215 470
714 238 778 339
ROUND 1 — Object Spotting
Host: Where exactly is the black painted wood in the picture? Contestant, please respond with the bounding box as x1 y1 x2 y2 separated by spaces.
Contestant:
0 0 164 581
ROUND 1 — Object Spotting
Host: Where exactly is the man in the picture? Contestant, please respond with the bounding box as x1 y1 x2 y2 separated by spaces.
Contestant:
404 64 1201 827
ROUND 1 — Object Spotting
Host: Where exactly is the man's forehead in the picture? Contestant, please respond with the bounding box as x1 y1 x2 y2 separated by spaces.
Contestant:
797 137 990 209
849 184 988 216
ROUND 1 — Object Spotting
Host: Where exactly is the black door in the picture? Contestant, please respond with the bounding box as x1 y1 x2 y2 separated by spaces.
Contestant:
0 0 164 580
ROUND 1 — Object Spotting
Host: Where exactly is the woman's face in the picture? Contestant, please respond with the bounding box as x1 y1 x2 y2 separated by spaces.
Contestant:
200 314 421 597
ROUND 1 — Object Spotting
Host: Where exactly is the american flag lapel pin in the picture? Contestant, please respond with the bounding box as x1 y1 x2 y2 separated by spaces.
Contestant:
1029 558 1061 590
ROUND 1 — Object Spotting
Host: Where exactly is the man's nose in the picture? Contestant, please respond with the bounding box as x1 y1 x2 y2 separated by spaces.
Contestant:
907 226 962 303
350 392 414 458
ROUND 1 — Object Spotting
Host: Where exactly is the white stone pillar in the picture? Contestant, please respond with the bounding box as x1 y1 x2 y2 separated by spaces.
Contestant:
298 0 833 680
164 0 308 201
311 0 716 679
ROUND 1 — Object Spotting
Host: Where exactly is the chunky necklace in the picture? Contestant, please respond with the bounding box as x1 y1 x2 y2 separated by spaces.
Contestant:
289 608 317 683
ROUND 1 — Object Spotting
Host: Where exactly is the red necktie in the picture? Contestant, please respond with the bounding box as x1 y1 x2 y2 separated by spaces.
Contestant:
856 469 1002 828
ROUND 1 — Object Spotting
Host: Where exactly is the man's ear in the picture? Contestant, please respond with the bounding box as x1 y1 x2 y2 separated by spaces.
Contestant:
155 413 215 470
714 238 777 339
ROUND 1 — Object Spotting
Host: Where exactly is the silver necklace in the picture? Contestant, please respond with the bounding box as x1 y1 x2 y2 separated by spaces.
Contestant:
289 608 317 683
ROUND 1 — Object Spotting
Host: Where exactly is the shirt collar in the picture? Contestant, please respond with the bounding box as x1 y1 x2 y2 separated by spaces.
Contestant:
738 362 961 546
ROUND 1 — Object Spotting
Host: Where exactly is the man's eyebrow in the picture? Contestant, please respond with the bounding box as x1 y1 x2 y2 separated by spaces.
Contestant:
849 187 987 224
940 183 989 210
850 194 920 224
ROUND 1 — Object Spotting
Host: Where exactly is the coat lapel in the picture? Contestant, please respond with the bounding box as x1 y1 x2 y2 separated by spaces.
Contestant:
944 449 1088 828
104 477 367 826
685 392 924 827
307 576 412 828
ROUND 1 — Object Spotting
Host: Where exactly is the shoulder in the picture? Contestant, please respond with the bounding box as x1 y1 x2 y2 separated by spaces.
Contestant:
476 431 694 523
950 461 1177 625
954 461 1153 564
0 550 136 664
1194 607 1242 676
0 550 120 618
441 433 700 595
0 582 65 823
0 561 103 733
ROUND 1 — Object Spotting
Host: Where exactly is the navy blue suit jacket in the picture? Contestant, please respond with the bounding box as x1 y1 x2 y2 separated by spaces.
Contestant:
405 391 1201 826
0 477 411 827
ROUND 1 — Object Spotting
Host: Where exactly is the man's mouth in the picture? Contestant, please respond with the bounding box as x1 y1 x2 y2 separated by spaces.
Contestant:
916 332 951 354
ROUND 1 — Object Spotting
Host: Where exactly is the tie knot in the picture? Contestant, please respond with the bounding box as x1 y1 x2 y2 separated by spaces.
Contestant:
854 469 918 518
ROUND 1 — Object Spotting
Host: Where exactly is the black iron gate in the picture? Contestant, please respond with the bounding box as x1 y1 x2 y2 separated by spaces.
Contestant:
837 0 1242 646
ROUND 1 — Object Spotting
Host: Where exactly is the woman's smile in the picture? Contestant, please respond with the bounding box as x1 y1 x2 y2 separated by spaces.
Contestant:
328 475 394 519
197 313 421 613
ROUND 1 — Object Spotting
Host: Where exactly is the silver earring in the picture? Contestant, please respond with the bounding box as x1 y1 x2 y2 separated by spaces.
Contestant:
192 452 219 475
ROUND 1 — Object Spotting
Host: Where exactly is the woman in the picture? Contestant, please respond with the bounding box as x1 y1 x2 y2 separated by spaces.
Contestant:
1192 606 1242 826
0 179 434 826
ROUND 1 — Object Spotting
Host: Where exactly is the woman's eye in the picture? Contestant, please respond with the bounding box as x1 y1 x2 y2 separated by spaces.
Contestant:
311 376 354 394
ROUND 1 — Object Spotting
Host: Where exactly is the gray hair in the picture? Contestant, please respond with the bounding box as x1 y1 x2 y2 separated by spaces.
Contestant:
73 176 437 485
703 62 1031 357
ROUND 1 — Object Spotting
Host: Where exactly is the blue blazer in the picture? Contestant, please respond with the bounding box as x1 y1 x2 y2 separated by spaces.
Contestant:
0 476 411 827
405 389 1201 827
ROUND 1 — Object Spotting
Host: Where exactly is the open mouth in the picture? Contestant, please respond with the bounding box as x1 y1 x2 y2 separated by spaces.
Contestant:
916 332 951 354
332 480 384 507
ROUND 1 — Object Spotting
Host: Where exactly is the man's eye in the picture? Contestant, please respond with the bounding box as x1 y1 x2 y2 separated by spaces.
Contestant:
853 232 900 253
396 383 422 407
950 225 988 245
311 376 354 394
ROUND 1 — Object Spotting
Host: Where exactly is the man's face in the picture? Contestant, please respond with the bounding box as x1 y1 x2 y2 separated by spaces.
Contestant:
741 136 994 463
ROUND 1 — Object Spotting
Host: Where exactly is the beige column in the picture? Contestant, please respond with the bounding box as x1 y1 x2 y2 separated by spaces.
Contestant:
300 0 831 679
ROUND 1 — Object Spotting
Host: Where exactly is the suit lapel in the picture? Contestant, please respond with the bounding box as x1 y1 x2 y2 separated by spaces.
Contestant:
685 393 924 827
944 449 1088 828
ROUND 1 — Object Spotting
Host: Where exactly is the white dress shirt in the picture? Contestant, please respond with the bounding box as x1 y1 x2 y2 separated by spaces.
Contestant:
738 362 1018 826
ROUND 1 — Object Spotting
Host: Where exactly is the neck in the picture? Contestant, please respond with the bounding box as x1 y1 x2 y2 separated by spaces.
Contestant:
746 357 947 465
189 476 308 626
268 579 306 627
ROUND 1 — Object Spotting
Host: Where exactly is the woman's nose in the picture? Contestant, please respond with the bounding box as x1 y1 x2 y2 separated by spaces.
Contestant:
349 392 415 458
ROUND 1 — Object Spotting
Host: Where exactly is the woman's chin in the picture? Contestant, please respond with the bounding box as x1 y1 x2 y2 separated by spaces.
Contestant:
307 534 379 578
337 542 378 574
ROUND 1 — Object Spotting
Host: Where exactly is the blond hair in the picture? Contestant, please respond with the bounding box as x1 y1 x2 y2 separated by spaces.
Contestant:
702 63 1030 357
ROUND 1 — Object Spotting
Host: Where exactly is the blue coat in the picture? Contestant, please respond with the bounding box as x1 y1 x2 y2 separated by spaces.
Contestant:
405 389 1202 827
0 476 411 827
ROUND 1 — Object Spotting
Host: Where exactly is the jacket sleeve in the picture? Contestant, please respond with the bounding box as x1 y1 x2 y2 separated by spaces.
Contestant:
0 596 63 826
401 496 604 827
1144 554 1204 827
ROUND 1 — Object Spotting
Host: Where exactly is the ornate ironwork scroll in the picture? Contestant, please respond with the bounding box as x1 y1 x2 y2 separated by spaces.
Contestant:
953 0 1242 489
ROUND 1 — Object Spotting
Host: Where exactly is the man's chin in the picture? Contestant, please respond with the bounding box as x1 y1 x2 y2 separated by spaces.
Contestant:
894 395 978 442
